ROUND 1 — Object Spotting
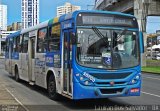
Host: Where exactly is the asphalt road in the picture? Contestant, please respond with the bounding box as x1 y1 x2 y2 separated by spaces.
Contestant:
0 59 160 111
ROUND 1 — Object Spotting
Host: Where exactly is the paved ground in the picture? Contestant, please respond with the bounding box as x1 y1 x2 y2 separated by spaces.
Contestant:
0 58 160 111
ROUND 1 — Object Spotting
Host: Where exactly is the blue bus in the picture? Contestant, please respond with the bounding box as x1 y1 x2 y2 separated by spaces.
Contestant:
5 10 144 100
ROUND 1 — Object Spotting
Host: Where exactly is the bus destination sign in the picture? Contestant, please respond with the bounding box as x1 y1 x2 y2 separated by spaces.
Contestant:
76 13 138 28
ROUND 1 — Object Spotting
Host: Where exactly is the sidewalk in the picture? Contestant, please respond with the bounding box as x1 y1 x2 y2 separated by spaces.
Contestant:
0 77 26 110
0 84 18 105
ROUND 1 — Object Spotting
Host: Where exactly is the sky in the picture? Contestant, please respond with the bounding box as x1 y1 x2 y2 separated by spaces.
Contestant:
2 0 94 25
147 16 160 34
1 0 160 34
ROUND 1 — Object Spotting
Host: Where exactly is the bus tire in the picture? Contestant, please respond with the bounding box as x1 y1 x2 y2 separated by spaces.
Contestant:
48 74 59 100
15 67 20 82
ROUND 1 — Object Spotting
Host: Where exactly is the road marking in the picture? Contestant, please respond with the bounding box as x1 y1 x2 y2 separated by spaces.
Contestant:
143 76 160 81
142 91 160 98
5 88 29 111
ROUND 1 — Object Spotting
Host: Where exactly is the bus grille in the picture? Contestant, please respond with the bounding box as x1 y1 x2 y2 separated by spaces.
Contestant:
100 88 124 94
96 82 126 86
91 72 131 79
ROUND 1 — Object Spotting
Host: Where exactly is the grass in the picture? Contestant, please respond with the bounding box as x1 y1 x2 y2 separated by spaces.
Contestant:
142 66 160 74
146 59 160 62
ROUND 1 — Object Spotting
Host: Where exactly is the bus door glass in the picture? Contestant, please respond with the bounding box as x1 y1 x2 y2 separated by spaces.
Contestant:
63 30 73 94
21 33 29 81
9 38 13 73
28 37 36 82
5 38 9 71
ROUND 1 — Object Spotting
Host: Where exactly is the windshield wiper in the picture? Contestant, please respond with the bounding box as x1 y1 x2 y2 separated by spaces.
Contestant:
92 26 108 44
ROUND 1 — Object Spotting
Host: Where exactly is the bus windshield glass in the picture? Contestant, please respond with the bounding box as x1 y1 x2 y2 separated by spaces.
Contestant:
76 28 140 69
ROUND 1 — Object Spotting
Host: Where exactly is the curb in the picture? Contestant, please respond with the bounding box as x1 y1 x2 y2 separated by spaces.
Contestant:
0 56 5 59
142 71 160 75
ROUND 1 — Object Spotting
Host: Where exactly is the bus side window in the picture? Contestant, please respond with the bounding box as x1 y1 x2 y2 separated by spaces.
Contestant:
37 27 48 53
13 36 20 53
22 33 29 53
48 24 60 52
10 38 13 53
16 36 21 52
13 37 16 53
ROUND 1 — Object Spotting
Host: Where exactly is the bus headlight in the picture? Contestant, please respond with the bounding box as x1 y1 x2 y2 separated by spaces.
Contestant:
131 79 136 84
135 75 140 80
84 81 89 85
128 74 141 85
80 77 84 81
75 73 95 86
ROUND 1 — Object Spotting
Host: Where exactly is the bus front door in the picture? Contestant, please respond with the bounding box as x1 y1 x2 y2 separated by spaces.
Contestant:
63 30 72 95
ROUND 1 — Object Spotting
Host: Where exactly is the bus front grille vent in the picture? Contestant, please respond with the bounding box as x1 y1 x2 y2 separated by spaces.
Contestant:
91 72 131 79
96 82 126 86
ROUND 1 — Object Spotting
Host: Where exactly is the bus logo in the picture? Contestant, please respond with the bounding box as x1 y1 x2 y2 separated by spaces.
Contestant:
110 81 114 86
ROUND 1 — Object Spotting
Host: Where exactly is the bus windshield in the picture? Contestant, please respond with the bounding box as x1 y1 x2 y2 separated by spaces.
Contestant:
76 28 140 70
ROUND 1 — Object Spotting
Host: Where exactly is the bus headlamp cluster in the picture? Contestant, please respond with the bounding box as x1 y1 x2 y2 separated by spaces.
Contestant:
128 74 141 85
76 73 95 86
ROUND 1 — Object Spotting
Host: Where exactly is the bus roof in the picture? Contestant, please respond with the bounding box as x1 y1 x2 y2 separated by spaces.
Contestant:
48 10 135 25
6 30 21 39
7 10 136 39
21 20 49 34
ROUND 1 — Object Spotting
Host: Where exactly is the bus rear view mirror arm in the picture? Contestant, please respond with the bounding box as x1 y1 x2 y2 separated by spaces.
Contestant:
139 31 144 53
71 33 76 45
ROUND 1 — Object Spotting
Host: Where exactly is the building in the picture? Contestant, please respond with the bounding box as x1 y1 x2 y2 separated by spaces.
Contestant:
0 4 7 31
147 30 160 47
57 2 81 17
12 22 22 31
21 0 39 29
7 22 22 31
7 25 12 31
147 34 157 47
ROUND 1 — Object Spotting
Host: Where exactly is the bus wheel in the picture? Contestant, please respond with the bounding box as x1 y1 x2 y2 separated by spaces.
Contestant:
15 67 20 82
48 75 59 100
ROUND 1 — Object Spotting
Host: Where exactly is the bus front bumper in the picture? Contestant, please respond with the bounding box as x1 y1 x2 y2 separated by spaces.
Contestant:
73 81 141 100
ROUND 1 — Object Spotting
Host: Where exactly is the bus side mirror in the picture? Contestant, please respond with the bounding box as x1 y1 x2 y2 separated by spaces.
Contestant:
139 31 144 53
70 33 76 45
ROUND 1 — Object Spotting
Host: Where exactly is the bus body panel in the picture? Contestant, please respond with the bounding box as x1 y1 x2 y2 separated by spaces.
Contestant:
73 80 141 99
34 53 46 88
72 63 141 99
45 67 62 93
20 53 29 81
